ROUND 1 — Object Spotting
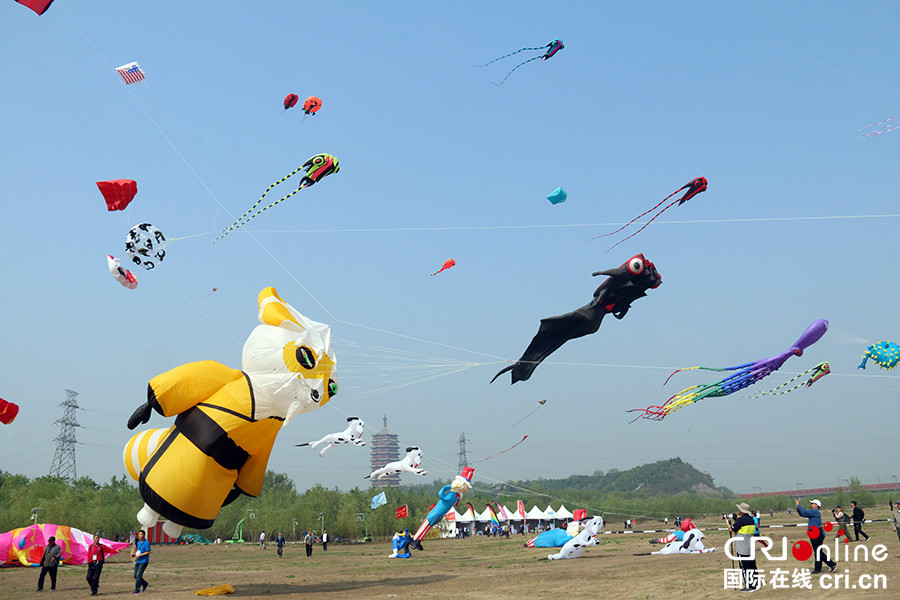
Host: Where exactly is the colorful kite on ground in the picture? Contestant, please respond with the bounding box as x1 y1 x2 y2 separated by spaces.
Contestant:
107 255 138 290
476 39 564 86
650 526 714 554
295 417 365 456
14 0 54 15
0 397 19 425
303 96 322 115
591 177 707 254
122 287 338 539
629 319 829 421
216 153 339 241
1 524 129 566
125 223 166 270
410 467 474 549
747 361 830 398
284 94 299 110
546 187 567 204
431 259 455 276
491 254 662 384
115 62 145 85
858 341 899 370
97 179 137 211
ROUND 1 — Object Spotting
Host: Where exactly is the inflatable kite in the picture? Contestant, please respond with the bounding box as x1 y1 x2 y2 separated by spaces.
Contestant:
1 524 129 566
0 397 20 425
295 417 365 456
15 0 54 16
303 96 322 115
525 527 574 548
125 223 166 270
388 529 414 558
858 341 899 370
591 177 707 254
651 526 715 554
431 259 455 276
748 361 830 398
97 179 137 211
492 254 662 384
649 518 695 544
477 39 565 86
546 187 567 204
547 516 604 560
284 94 299 110
216 153 339 241
366 447 427 480
115 62 145 85
630 319 828 421
411 467 474 548
107 255 138 290
196 583 235 596
123 286 338 538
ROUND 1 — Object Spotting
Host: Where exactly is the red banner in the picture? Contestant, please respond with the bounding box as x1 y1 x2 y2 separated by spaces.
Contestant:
395 505 408 519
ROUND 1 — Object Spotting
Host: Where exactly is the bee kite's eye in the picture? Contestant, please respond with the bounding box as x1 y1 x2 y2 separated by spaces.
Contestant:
626 256 645 275
328 379 338 397
295 346 316 369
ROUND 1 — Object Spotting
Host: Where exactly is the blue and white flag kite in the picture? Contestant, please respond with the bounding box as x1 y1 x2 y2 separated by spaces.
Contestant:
371 491 387 510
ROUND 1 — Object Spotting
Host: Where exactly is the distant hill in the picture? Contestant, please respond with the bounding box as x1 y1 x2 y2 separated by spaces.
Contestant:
496 458 731 496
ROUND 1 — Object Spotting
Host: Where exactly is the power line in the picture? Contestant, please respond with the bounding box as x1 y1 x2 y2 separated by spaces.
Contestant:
457 432 470 472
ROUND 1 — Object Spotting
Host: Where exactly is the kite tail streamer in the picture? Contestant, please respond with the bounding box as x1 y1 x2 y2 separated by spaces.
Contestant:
601 198 682 255
663 363 753 385
590 188 683 242
746 362 830 398
479 435 528 462
215 165 308 241
491 55 545 86
474 46 547 68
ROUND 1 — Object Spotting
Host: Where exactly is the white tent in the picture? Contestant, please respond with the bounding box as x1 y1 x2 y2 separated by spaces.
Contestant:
525 505 546 520
555 505 575 520
543 505 557 519
502 505 522 521
475 507 491 522
456 506 475 522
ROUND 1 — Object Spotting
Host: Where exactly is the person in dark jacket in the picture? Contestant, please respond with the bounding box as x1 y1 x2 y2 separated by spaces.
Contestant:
726 503 761 592
795 498 837 574
850 501 869 541
36 536 62 591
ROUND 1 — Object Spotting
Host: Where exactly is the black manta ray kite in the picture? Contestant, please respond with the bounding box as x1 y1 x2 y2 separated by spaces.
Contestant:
491 254 662 384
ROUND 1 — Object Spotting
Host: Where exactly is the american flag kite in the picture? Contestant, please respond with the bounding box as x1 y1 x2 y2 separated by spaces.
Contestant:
115 62 145 85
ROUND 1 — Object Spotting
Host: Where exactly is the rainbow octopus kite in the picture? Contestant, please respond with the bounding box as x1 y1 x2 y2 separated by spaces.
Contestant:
629 319 828 421
1 524 130 566
476 39 564 86
216 153 339 241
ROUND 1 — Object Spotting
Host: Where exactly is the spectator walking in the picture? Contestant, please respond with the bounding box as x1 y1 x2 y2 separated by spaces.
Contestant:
322 529 328 551
259 530 267 549
36 535 62 591
86 533 105 596
850 501 869 541
304 530 314 557
795 499 836 574
832 507 853 543
725 502 761 592
133 529 151 594
276 532 285 558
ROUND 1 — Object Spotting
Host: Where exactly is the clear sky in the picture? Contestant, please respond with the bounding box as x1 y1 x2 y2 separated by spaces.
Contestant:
1 1 898 497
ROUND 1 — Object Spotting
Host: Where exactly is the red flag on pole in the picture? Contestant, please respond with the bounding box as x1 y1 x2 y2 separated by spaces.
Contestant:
395 505 408 519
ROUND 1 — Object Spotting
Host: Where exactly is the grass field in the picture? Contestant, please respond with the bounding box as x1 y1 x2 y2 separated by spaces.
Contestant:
2 510 897 599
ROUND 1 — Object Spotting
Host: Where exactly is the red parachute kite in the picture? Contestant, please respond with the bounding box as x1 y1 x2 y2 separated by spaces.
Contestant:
284 94 299 110
431 259 455 276
303 96 322 115
15 0 54 15
0 398 19 425
97 179 137 211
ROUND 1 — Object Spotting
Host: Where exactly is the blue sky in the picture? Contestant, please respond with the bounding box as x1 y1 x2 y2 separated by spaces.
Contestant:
1 1 898 498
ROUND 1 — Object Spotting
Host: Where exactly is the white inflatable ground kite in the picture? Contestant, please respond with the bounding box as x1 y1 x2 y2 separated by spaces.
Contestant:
547 516 604 560
651 527 715 554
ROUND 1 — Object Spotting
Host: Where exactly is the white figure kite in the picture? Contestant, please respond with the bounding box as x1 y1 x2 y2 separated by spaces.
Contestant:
296 417 366 456
651 527 715 554
547 516 604 560
366 446 427 480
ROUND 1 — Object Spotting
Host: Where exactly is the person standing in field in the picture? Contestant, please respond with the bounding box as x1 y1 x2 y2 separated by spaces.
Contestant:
86 533 105 596
259 530 267 549
794 499 836 574
322 529 328 551
276 532 285 558
850 501 869 541
133 529 151 594
36 535 62 591
304 530 314 557
726 503 761 592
